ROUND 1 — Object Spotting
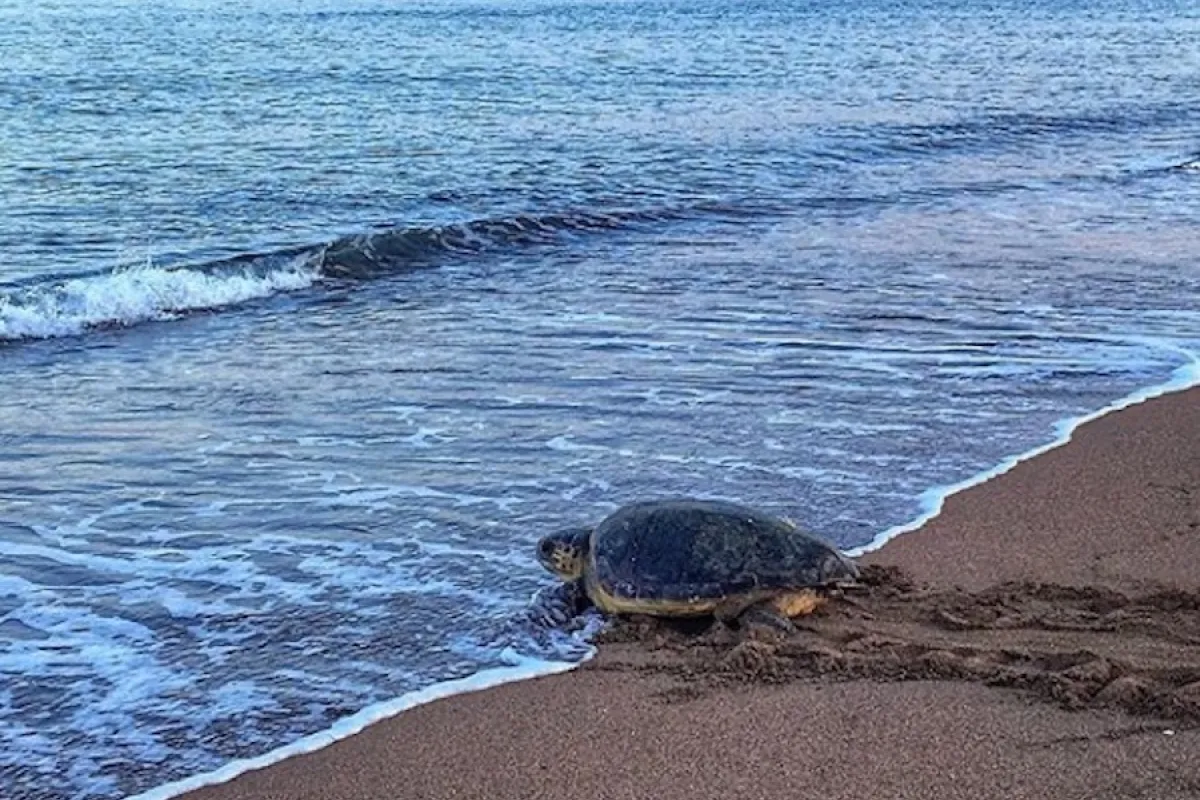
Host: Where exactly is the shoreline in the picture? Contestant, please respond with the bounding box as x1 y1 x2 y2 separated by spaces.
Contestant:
139 376 1199 800
124 659 583 800
849 353 1199 558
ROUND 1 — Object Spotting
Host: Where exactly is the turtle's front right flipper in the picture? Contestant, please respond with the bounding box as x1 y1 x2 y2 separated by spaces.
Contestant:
529 579 592 628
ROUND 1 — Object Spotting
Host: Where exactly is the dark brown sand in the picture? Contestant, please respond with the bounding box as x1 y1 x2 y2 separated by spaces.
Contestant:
185 387 1200 800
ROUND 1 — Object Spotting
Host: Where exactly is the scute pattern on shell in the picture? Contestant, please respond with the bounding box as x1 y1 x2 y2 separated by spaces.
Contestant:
590 499 856 603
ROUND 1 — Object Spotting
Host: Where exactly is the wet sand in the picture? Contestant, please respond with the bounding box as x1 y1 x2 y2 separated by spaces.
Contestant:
184 386 1200 800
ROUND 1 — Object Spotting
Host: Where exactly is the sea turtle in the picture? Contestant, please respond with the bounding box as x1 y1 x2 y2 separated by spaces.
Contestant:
536 498 858 628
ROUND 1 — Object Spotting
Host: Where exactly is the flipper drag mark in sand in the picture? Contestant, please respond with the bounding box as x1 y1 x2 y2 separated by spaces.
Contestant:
595 566 1200 724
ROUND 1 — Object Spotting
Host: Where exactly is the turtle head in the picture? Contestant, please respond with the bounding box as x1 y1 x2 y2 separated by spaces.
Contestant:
537 527 592 581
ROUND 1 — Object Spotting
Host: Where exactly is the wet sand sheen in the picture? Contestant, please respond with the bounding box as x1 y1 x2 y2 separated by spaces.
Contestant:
182 386 1200 800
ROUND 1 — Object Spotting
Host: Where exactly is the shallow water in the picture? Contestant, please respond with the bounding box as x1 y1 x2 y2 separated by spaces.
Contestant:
1 0 1199 798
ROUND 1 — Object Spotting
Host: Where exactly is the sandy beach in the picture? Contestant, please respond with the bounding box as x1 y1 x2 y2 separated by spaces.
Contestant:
182 386 1200 800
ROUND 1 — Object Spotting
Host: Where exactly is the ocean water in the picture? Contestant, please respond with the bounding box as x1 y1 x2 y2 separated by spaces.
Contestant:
2 0 1199 797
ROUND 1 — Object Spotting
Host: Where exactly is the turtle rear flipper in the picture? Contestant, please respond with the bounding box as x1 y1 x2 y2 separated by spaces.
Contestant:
735 603 797 634
716 590 824 633
774 589 824 617
713 590 772 626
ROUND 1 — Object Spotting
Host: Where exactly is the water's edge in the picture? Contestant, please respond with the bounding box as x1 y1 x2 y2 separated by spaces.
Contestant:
848 351 1200 557
123 356 1200 800
123 655 584 800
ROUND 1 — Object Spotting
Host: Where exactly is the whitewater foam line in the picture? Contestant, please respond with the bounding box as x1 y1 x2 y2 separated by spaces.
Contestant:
0 260 318 341
847 345 1200 558
0 206 694 341
123 653 584 800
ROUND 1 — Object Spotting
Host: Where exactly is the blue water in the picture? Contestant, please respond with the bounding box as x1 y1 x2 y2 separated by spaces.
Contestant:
2 0 1199 797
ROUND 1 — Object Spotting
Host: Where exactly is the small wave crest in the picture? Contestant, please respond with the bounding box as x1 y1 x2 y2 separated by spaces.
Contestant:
0 257 318 342
314 208 669 279
1 207 681 342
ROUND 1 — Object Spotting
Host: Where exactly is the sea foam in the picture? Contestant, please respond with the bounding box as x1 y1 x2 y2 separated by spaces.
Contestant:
0 261 317 341
122 655 583 800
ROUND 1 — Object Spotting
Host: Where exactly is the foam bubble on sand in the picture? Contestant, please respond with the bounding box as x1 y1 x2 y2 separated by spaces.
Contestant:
849 342 1200 557
122 655 584 800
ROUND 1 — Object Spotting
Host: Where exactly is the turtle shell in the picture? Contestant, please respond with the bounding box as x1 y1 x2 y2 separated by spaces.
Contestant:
588 498 857 606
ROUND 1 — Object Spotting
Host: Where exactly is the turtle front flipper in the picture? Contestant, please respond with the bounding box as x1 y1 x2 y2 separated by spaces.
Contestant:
528 579 593 627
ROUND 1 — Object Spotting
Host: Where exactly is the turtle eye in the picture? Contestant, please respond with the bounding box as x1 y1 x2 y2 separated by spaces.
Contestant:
538 539 556 557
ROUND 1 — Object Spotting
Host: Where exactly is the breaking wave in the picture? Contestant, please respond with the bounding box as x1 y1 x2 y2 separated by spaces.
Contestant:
0 208 678 343
0 258 318 341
